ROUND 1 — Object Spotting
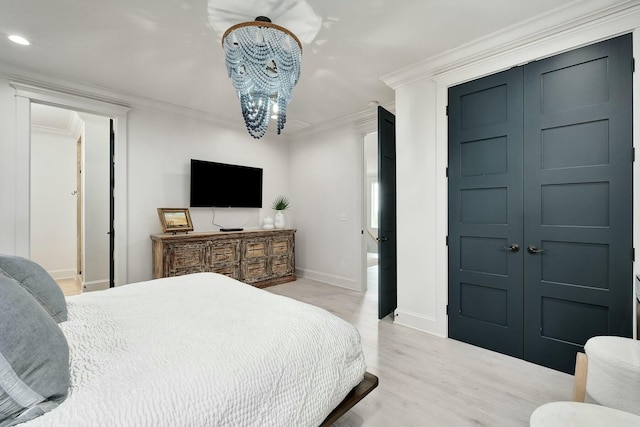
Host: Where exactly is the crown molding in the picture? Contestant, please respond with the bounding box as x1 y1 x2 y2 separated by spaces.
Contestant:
288 101 396 140
382 0 638 89
2 63 130 109
30 123 72 136
30 110 83 138
0 62 250 132
0 60 396 141
10 80 131 118
69 112 84 140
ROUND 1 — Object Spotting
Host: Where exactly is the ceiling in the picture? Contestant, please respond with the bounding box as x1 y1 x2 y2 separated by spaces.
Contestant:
2 0 576 135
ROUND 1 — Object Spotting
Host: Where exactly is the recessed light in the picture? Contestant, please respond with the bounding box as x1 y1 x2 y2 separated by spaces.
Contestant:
8 35 30 46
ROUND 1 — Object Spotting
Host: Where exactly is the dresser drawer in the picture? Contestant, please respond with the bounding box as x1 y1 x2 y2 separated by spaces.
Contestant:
167 243 205 269
272 238 292 256
271 255 293 275
243 258 269 282
208 264 240 280
243 239 269 259
208 240 240 263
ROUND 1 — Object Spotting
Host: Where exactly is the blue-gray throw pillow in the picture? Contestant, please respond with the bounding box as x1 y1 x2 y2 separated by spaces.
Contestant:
0 255 67 323
0 274 70 426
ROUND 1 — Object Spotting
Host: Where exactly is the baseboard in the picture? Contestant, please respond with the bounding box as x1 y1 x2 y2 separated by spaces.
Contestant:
296 268 360 291
394 308 446 338
47 269 77 280
83 280 109 292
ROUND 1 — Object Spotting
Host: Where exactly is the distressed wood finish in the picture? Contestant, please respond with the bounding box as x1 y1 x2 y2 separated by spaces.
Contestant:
151 229 296 288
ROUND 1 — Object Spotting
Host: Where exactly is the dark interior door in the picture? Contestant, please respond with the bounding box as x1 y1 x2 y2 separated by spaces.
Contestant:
448 34 633 373
378 106 397 319
523 34 633 373
109 119 115 288
448 68 525 358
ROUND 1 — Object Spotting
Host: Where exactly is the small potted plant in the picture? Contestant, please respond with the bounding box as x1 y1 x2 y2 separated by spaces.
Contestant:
271 195 290 229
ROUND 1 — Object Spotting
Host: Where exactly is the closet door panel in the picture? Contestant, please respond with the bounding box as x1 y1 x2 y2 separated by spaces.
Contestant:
523 34 633 373
448 67 524 358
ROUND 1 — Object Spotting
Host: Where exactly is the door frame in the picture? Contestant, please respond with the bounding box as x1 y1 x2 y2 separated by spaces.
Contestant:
12 82 130 286
359 119 384 293
361 130 379 292
428 14 640 338
76 134 83 282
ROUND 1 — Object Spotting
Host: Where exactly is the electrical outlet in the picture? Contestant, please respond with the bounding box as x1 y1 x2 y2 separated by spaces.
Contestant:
339 261 346 270
339 212 347 221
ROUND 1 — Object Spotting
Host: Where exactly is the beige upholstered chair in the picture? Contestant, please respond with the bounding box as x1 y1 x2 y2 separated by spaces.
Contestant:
531 401 640 426
572 336 640 416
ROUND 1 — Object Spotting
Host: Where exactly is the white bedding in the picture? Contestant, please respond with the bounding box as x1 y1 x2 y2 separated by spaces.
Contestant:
25 273 366 426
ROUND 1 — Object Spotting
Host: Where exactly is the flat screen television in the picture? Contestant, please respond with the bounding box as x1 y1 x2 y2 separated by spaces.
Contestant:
190 159 263 208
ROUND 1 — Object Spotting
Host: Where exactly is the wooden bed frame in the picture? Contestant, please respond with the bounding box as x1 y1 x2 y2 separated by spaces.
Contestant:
320 371 379 426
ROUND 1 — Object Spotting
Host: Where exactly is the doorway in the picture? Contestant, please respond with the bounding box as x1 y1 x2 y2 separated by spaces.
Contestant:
13 83 129 287
447 34 633 373
363 131 379 295
30 104 112 294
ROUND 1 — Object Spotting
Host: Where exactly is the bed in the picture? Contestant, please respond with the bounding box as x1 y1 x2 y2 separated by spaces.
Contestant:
2 269 376 426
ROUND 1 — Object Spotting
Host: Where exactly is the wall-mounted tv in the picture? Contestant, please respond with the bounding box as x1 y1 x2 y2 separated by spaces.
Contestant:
190 159 263 208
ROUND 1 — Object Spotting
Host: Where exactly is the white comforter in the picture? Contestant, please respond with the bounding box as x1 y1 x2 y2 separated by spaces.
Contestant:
26 273 366 426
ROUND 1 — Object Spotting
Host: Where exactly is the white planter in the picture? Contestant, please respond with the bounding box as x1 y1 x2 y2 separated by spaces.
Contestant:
274 211 285 229
263 217 274 229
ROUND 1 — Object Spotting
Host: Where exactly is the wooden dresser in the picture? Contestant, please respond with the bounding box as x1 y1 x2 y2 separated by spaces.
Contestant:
151 229 296 288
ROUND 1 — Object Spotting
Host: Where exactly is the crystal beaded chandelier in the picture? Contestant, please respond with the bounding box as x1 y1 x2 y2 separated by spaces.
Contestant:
222 16 302 139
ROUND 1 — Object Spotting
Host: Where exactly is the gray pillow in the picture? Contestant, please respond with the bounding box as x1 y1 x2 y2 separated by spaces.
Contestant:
0 255 67 323
0 274 70 426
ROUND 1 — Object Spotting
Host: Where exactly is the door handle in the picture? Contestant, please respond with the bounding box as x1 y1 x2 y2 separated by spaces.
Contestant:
376 236 388 242
527 245 546 254
503 243 520 253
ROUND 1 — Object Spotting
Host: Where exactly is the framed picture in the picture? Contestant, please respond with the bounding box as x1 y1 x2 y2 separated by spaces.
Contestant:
157 208 193 234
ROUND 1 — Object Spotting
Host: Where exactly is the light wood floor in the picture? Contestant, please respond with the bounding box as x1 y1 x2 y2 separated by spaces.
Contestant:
55 276 82 296
267 277 573 427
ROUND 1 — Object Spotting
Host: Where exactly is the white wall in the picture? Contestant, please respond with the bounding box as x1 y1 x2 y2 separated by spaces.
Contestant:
363 132 378 254
289 126 363 290
0 78 17 254
78 113 110 289
0 80 291 285
394 78 442 333
30 129 76 277
126 108 290 283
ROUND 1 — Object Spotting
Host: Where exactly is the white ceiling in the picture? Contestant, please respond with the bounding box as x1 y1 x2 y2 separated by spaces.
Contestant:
2 0 576 134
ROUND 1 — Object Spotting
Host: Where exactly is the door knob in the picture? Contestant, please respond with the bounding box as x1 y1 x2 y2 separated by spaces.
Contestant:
376 236 389 242
527 245 546 254
503 243 520 253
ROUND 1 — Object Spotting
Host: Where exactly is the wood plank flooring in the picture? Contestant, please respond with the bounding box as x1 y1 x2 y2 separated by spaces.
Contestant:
55 276 82 296
267 278 573 427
